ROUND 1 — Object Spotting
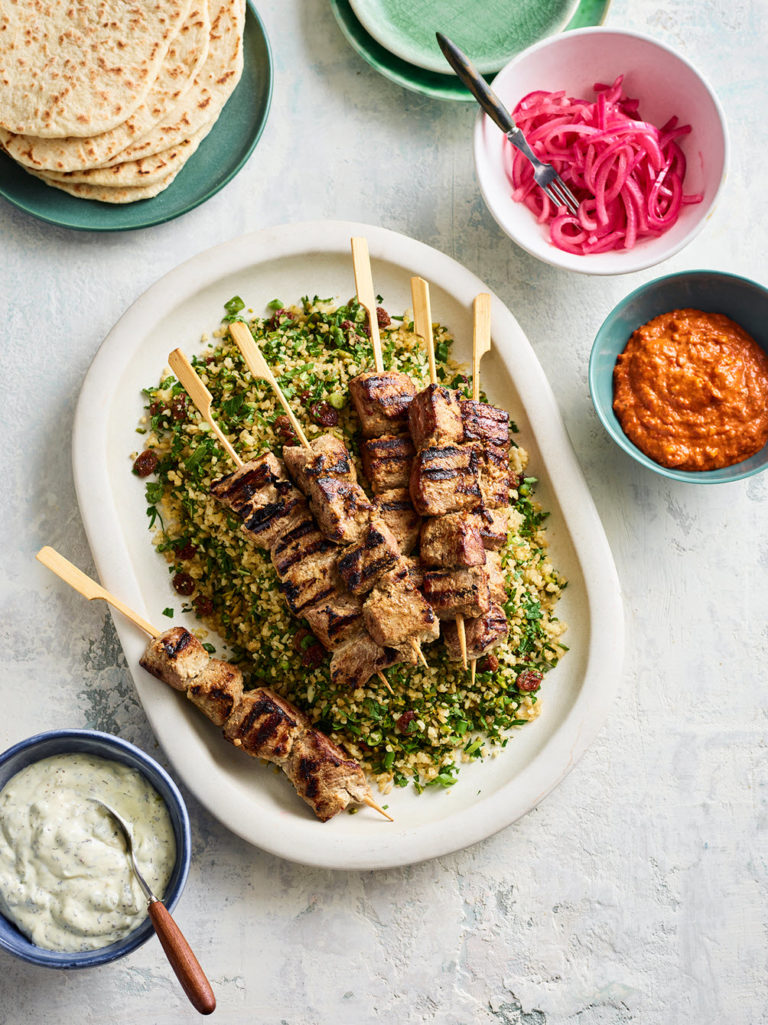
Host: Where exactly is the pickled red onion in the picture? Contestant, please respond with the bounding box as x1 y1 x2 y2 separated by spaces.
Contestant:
504 76 703 255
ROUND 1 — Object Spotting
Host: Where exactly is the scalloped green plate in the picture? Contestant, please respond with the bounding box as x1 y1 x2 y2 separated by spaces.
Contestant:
348 0 580 75
0 1 273 232
330 0 611 100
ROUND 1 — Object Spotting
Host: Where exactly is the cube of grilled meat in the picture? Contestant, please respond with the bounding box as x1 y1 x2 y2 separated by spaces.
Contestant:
278 547 340 616
140 627 210 692
270 518 334 578
209 452 287 520
241 492 311 550
460 399 510 448
223 687 304 760
363 565 440 647
349 370 416 437
286 729 370 822
422 566 491 619
224 688 369 821
476 443 512 508
372 488 420 554
186 659 244 726
408 384 464 449
409 444 482 517
443 603 509 660
475 506 511 550
485 551 507 604
306 477 373 545
361 434 415 493
402 555 426 591
420 512 487 569
337 516 401 595
302 590 364 650
283 434 356 491
329 627 414 688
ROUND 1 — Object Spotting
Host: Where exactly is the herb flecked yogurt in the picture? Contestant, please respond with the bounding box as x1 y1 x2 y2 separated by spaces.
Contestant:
0 753 176 952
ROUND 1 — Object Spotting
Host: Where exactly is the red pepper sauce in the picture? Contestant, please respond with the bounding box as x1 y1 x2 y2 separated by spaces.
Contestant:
613 309 768 471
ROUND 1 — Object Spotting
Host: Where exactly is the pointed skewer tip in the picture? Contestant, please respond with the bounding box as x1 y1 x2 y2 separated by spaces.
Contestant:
363 795 394 821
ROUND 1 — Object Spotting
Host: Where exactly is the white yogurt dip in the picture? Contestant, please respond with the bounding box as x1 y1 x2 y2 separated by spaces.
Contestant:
0 752 176 952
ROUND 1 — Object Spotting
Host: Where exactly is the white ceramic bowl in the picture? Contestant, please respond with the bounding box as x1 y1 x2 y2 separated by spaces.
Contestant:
473 28 728 275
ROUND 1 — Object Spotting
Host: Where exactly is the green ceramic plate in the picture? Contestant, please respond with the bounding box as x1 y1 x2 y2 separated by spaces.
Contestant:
0 2 273 232
331 0 611 100
348 0 579 75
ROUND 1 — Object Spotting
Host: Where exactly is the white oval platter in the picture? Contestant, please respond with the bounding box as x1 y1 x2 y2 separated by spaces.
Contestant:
73 220 623 870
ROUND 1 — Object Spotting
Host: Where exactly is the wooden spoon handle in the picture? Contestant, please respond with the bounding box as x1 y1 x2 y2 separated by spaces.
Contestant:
148 900 216 1016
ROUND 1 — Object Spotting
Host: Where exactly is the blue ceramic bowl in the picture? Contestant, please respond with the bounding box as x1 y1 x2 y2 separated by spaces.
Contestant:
589 270 768 483
0 730 191 969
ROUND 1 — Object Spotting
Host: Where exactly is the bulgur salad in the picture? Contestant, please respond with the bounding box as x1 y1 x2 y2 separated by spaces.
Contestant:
132 294 567 794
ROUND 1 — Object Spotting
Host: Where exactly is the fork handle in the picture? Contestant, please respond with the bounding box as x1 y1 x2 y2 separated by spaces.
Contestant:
148 900 216 1015
436 33 517 135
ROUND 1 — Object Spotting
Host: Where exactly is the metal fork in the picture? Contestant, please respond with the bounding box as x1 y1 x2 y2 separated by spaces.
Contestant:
436 32 581 216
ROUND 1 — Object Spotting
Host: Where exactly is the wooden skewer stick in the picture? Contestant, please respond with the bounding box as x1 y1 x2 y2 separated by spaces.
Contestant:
470 292 492 688
351 236 384 373
36 547 159 638
36 546 393 822
168 349 242 467
410 276 468 671
229 321 312 451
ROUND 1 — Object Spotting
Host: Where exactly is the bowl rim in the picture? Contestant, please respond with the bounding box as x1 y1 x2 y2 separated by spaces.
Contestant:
588 268 768 483
0 728 191 969
472 25 730 276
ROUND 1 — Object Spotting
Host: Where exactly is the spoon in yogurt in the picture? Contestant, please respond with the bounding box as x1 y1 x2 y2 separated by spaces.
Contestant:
94 801 216 1016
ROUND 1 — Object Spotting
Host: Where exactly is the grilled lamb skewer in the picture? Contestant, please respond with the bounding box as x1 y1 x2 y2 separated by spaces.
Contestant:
35 548 391 823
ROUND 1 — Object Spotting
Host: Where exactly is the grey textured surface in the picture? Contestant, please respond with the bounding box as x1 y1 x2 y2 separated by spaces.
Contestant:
0 0 766 1022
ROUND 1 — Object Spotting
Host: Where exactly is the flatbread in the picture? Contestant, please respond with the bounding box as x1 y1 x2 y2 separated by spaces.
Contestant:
0 0 193 138
0 2 210 172
31 169 180 204
43 122 210 186
106 0 244 165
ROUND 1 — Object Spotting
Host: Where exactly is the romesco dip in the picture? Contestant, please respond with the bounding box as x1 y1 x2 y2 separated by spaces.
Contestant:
613 309 768 471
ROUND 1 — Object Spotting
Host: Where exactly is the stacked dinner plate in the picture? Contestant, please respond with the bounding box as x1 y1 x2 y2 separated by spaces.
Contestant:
331 0 605 100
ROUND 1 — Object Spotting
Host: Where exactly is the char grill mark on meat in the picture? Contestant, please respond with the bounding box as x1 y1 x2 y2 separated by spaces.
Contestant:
141 628 372 820
241 495 310 550
420 512 487 568
363 565 439 647
270 520 334 577
349 370 416 437
476 506 511 550
186 659 244 726
360 434 415 493
283 434 357 491
306 477 373 544
422 565 491 619
372 488 420 554
209 453 287 518
409 444 482 517
337 518 401 595
287 730 370 821
443 603 509 660
408 384 464 449
330 627 415 689
460 399 510 448
140 627 210 691
303 591 364 650
476 443 512 508
278 548 340 616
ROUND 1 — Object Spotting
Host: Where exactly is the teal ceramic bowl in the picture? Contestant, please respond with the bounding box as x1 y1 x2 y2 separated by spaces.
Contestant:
589 270 768 483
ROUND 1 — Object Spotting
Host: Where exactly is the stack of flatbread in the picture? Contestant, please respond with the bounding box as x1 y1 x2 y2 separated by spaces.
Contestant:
0 0 245 203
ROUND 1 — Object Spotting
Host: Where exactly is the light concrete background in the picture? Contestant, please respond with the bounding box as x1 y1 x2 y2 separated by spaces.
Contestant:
0 0 766 1022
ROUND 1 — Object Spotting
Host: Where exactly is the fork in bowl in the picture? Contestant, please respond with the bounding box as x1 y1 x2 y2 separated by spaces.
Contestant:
436 32 581 216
